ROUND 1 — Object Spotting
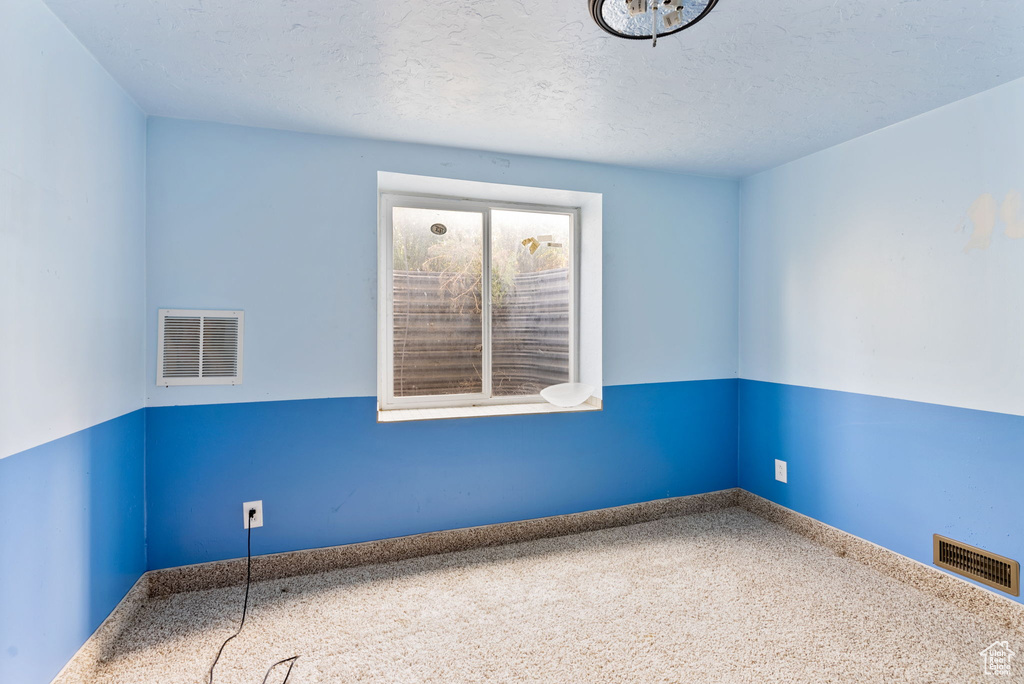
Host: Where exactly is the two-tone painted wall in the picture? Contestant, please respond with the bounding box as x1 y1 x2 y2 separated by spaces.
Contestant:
0 0 147 682
143 117 741 569
739 77 1024 602
2 17 741 679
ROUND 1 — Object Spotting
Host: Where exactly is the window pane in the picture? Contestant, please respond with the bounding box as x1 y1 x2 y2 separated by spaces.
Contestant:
491 210 572 397
393 207 483 397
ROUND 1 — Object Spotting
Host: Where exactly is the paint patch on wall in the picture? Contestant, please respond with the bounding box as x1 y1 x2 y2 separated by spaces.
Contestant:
960 191 1024 251
1001 190 1024 239
960 193 997 252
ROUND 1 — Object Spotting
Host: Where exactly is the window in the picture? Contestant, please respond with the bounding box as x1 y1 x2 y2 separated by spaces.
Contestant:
379 193 581 414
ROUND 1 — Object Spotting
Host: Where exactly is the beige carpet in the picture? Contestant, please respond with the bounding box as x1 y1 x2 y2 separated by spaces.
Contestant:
64 509 1021 683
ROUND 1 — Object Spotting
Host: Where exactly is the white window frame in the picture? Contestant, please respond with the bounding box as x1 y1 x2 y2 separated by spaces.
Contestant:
378 192 581 411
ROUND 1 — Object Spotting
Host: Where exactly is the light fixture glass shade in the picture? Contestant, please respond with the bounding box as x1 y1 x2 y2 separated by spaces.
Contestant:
589 0 719 40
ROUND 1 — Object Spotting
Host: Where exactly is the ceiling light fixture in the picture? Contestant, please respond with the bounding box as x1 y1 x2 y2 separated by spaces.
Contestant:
589 0 719 47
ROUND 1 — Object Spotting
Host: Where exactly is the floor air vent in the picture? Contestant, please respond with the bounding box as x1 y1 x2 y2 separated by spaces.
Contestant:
933 535 1019 596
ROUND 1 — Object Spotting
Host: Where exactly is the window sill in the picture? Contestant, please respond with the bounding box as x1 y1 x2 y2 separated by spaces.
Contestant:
377 397 602 423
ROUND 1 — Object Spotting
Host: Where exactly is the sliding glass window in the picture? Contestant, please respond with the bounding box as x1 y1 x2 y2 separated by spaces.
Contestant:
380 194 579 410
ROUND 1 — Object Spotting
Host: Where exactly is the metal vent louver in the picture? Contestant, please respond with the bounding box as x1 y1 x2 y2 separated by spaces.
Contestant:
157 309 244 386
934 534 1019 596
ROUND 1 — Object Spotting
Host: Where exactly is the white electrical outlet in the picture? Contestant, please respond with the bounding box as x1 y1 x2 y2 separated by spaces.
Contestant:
774 459 788 483
243 500 263 528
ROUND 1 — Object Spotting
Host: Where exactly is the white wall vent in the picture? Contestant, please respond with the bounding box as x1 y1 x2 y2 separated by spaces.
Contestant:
157 309 244 386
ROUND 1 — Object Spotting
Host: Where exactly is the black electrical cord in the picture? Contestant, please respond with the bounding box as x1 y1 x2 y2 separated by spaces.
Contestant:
208 509 255 683
261 656 299 684
208 508 300 684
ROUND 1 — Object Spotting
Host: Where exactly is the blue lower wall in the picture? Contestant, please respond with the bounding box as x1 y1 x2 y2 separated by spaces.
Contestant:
738 380 1024 603
0 411 146 684
145 380 738 569
11 378 1021 682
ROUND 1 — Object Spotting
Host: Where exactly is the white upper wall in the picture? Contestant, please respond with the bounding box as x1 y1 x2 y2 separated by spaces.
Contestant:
740 76 1024 416
146 117 739 407
0 0 147 458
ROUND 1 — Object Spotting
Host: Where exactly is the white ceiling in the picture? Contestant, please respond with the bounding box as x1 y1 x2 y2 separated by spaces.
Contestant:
45 0 1024 177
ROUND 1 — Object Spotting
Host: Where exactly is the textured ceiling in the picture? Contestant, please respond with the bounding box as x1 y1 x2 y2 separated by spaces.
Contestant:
44 0 1024 176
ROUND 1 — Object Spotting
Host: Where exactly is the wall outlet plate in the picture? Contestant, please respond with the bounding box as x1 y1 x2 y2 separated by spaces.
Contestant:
774 459 788 483
243 500 263 528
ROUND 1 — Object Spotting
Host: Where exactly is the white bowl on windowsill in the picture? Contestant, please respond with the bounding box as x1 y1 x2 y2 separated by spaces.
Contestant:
540 383 596 408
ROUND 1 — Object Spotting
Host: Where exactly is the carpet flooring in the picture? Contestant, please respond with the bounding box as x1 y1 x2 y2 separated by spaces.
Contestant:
62 508 1022 683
